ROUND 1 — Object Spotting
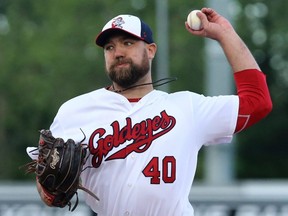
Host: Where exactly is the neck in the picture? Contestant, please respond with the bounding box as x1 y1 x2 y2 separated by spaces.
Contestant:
110 73 154 98
108 76 177 98
110 83 154 98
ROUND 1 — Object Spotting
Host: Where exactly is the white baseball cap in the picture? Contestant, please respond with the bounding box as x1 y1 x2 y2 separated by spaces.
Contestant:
95 14 154 47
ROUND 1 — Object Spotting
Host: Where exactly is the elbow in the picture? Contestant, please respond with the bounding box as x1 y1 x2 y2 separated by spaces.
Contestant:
235 94 272 133
250 97 273 123
263 98 273 117
258 94 273 119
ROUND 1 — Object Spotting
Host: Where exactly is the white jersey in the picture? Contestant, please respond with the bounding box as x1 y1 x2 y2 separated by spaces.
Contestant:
49 88 239 216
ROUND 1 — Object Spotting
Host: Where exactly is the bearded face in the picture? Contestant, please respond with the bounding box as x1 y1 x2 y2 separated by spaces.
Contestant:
106 49 150 89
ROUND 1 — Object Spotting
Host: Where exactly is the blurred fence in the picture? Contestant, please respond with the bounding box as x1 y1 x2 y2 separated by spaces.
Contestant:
190 181 288 216
1 181 288 216
0 182 93 216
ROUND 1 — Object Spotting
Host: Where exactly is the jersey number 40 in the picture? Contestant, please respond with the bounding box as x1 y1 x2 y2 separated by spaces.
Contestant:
142 156 176 184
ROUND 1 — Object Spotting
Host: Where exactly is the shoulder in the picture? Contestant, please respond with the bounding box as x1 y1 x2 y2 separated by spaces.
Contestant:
61 88 109 107
56 88 110 115
164 91 203 103
164 91 239 112
154 90 195 98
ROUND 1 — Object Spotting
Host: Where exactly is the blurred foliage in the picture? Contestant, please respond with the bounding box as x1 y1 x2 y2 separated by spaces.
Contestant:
233 0 288 178
0 0 287 180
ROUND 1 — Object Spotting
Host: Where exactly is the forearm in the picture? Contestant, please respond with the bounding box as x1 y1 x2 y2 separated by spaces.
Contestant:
218 28 260 73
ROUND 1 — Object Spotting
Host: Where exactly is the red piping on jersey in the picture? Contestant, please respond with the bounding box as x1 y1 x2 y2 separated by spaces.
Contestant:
105 86 141 103
234 69 272 133
128 98 141 103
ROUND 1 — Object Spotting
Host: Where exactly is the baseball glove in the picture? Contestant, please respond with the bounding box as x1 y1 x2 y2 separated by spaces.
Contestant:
24 129 99 211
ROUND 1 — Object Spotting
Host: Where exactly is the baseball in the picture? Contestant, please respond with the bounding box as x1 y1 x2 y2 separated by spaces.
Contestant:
187 10 203 30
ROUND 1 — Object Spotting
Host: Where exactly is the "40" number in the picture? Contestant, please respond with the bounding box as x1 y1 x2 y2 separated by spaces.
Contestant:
142 156 176 184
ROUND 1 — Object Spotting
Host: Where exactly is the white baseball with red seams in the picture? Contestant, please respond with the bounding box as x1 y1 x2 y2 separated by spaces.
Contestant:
187 10 203 30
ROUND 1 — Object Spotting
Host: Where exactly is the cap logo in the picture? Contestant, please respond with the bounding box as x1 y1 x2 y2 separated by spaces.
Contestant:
111 17 125 29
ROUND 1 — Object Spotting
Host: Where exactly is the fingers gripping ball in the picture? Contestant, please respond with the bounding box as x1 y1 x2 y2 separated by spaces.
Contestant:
187 10 203 31
24 129 99 211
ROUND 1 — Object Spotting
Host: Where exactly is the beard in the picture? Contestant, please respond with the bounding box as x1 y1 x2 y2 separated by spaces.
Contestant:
106 50 150 89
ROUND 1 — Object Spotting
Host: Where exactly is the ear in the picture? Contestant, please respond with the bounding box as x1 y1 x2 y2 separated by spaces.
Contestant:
146 43 157 59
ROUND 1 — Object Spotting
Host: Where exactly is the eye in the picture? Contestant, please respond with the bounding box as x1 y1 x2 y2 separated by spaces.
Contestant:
104 44 114 51
124 40 134 46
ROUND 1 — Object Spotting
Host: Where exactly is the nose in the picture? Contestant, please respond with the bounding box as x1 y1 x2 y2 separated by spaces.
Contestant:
114 44 126 59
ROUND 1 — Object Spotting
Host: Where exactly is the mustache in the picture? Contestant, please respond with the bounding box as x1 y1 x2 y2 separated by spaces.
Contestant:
111 58 132 68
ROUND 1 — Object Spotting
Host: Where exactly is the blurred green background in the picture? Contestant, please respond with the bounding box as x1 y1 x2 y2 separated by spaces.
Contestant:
0 0 287 181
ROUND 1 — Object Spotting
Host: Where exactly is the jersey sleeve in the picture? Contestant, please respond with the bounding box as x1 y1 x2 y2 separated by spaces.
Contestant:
190 93 239 146
49 105 85 142
234 69 272 133
49 110 66 139
49 100 79 141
